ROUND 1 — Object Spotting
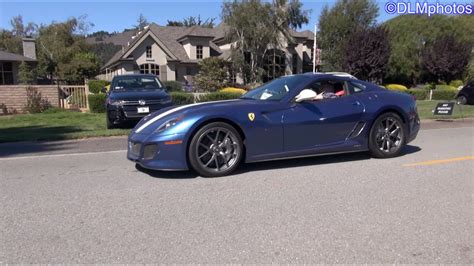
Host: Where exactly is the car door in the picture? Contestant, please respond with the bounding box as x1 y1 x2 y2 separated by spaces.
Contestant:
282 79 365 152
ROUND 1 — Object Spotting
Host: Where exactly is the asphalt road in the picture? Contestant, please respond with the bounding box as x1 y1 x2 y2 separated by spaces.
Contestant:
0 124 473 263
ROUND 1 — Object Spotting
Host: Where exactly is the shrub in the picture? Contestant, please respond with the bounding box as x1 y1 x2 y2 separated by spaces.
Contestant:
88 80 109 94
406 89 427 100
435 84 457 91
385 84 408 91
220 87 247 94
194 57 229 92
24 87 50 113
88 94 106 113
163 81 183 92
197 92 242 102
449 80 464 88
170 92 194 105
431 89 457 100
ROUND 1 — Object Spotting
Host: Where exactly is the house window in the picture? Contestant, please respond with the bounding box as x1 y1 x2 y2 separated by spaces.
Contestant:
196 45 203 59
146 46 152 58
263 49 286 82
0 62 14 85
139 63 159 76
292 53 298 74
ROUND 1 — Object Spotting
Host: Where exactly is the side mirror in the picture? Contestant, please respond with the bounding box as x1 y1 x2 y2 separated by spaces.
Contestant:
295 89 317 102
165 86 171 92
100 86 107 93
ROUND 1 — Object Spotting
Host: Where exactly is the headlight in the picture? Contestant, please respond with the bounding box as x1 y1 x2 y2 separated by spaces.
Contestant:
107 99 124 106
156 115 184 133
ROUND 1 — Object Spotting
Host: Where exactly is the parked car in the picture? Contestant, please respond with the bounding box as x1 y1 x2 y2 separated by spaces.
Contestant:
105 74 172 129
456 80 474 105
127 73 420 177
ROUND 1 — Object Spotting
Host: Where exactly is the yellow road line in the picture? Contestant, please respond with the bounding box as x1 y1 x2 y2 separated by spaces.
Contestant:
403 156 474 167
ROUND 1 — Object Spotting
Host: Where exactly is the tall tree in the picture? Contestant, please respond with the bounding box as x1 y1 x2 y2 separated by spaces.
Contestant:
318 0 378 71
422 35 471 83
222 0 310 83
18 61 35 84
384 14 474 85
135 14 149 30
167 15 216 28
343 26 390 83
0 15 37 54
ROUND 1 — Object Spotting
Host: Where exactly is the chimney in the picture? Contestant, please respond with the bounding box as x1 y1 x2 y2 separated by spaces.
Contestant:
22 38 36 60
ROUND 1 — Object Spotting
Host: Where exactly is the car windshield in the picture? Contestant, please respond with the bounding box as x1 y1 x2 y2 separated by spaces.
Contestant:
241 75 310 101
112 76 163 91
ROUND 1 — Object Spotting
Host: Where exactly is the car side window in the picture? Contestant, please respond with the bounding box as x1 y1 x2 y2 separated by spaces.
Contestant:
305 79 348 101
348 81 366 94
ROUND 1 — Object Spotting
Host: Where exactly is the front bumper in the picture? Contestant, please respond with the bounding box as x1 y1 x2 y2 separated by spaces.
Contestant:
127 132 189 171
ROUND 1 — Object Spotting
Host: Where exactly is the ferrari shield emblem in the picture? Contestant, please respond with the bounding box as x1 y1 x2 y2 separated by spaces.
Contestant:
248 112 255 121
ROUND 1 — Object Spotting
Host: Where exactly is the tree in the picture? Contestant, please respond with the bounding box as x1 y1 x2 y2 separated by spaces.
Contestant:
384 14 474 85
343 26 390 83
35 17 93 82
0 15 37 54
135 14 149 30
422 35 471 84
222 0 310 83
62 52 101 84
167 15 215 28
18 61 35 85
318 0 378 71
194 57 229 91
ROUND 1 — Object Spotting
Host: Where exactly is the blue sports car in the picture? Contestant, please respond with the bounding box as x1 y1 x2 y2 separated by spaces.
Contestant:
127 73 420 177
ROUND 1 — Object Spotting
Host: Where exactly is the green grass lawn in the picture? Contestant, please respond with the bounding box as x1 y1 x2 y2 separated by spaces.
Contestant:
0 110 129 143
0 101 473 143
416 100 474 119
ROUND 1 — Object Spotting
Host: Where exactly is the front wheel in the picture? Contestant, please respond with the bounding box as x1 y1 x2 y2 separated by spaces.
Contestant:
106 111 115 129
456 95 467 105
368 112 406 158
188 122 243 177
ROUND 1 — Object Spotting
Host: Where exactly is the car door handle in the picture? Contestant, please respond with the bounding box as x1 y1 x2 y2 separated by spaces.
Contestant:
352 101 361 106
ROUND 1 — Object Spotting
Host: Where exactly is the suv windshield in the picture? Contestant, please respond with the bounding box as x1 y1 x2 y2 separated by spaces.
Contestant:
241 75 310 101
112 76 163 91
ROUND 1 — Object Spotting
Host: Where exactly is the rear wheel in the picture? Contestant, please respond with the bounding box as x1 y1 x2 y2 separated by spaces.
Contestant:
456 95 467 105
188 122 243 177
369 112 406 158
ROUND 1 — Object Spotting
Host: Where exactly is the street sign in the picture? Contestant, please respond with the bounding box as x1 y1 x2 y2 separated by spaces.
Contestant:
433 102 454 115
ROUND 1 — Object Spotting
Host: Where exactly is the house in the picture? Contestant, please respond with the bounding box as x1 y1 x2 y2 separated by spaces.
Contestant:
99 23 316 83
0 38 37 85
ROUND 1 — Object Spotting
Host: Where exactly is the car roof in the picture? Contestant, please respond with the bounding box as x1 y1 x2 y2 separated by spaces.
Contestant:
299 72 357 80
112 74 158 79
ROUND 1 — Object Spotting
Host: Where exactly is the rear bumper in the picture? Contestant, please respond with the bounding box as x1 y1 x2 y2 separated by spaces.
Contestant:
127 132 189 171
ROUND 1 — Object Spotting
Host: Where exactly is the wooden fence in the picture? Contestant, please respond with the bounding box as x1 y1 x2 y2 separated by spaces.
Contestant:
58 85 89 111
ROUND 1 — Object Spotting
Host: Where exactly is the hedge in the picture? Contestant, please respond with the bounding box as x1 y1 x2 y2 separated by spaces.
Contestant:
163 81 183 92
88 94 106 113
220 87 247 94
170 92 194 105
385 84 408 92
88 80 109 94
197 92 243 103
431 89 457 100
435 84 457 91
406 89 428 100
449 80 464 88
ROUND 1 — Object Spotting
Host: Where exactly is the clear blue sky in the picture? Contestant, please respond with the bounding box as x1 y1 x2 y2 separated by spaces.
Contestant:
0 0 470 33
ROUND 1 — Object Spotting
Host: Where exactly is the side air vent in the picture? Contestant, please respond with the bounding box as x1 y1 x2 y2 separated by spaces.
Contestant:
347 122 366 139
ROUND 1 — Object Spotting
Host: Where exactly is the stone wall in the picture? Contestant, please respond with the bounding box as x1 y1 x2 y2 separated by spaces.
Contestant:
0 85 59 114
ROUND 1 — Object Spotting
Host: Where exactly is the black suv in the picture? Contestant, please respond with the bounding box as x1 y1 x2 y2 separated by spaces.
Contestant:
456 80 474 105
105 74 172 129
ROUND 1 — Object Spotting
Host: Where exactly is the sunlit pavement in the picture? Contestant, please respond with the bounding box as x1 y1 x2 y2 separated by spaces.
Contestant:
0 124 473 263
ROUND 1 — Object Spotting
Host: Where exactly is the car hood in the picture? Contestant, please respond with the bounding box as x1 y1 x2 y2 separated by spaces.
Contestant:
109 90 169 101
132 99 272 134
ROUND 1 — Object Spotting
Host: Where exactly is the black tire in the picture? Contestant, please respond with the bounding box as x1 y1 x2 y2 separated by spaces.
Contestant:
188 122 243 177
368 112 406 158
456 95 467 105
106 111 114 129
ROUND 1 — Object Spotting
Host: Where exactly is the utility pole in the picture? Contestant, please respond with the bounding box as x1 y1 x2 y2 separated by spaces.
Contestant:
313 24 317 73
